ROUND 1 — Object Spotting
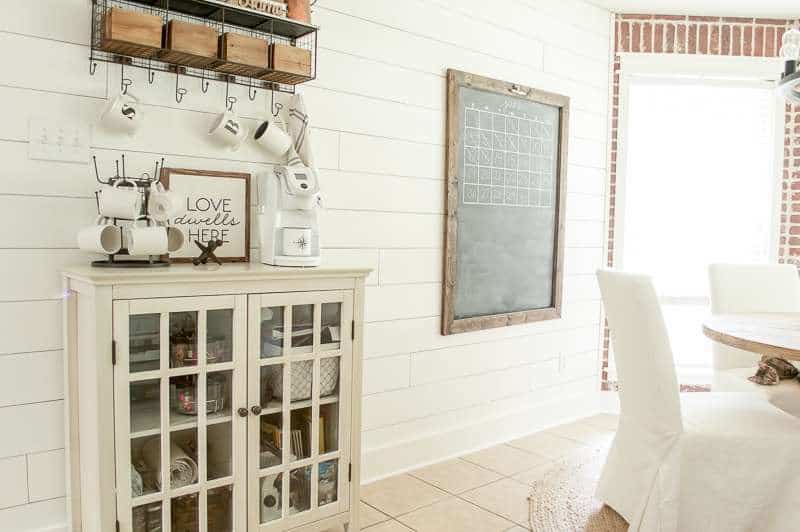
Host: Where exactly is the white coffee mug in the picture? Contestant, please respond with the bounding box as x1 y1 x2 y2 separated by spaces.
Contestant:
254 120 292 158
77 216 122 255
125 216 168 256
164 224 186 253
209 110 249 151
282 227 312 257
98 180 142 220
100 92 145 134
148 182 187 222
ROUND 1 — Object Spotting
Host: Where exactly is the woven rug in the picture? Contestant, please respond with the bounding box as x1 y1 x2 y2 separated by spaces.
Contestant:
528 448 628 532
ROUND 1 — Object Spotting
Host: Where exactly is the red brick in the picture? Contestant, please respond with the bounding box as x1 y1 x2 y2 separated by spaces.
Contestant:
754 26 764 56
710 25 720 54
689 16 720 22
765 27 776 57
756 18 791 25
721 25 731 55
665 23 676 53
642 22 653 52
732 25 742 55
723 17 755 24
743 26 753 55
654 15 687 21
618 21 630 52
677 24 687 53
698 25 709 54
621 14 653 20
631 22 641 52
688 24 698 53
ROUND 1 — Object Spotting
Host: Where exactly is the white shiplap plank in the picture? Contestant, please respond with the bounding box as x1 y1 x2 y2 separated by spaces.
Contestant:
338 132 444 180
0 300 61 355
1 0 89 44
319 210 444 249
0 496 66 532
0 401 64 458
0 196 93 249
26 449 66 503
0 251 86 301
0 456 28 510
0 351 63 408
319 249 380 286
362 354 411 396
379 249 442 285
364 283 441 322
320 170 444 214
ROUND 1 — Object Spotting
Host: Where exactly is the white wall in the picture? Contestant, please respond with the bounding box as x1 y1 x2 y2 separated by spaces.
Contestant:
0 0 611 529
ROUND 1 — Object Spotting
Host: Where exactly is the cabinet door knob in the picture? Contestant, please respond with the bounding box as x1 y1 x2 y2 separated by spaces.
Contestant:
237 408 248 418
251 405 262 415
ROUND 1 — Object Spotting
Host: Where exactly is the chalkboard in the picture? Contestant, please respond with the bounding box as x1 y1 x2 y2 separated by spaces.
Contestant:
443 70 569 335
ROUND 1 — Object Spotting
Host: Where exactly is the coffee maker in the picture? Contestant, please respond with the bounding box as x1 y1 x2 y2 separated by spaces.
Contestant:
258 164 322 267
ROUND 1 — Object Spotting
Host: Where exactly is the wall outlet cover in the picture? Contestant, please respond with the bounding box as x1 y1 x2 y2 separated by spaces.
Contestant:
28 118 91 164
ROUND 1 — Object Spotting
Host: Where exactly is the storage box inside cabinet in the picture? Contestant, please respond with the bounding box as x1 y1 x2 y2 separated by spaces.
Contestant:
101 7 163 58
161 20 219 68
216 32 269 77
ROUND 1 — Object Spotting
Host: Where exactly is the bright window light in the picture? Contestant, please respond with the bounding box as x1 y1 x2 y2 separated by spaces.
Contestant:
617 79 778 383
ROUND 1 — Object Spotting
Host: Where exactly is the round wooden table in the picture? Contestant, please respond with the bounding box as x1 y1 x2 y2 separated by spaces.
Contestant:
703 313 800 361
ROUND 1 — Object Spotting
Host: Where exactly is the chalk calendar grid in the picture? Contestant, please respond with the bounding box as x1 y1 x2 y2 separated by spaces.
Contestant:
462 105 555 209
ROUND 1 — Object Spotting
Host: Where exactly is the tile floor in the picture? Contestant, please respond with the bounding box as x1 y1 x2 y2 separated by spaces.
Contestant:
334 414 619 532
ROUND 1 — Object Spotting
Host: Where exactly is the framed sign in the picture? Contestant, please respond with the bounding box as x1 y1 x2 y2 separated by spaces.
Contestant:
443 69 569 335
160 168 251 263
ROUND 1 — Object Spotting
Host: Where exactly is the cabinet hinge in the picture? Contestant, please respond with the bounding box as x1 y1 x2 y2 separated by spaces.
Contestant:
351 320 355 341
348 462 352 483
115 520 120 532
111 340 117 365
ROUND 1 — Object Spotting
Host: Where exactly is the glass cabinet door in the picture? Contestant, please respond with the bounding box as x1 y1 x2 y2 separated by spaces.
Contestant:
248 291 353 531
115 296 246 532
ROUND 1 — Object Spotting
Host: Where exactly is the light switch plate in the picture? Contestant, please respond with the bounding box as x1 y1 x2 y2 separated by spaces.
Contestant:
28 118 91 163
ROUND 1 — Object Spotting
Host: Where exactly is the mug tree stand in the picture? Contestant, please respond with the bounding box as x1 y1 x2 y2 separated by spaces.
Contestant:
92 154 171 268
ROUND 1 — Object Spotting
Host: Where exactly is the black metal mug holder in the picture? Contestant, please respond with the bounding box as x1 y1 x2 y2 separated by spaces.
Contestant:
91 154 171 268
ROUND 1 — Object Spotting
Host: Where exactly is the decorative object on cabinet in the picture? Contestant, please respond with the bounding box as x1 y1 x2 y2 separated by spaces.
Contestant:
89 0 318 96
83 154 185 268
63 266 368 531
442 69 569 335
192 239 225 267
286 0 311 23
160 168 251 263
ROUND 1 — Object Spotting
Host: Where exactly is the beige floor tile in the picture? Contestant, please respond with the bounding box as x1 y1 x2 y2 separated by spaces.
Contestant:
461 444 549 476
460 477 533 528
548 420 615 448
361 474 449 517
410 458 503 494
362 520 414 531
511 461 556 486
507 431 587 460
360 501 391 528
398 496 515 532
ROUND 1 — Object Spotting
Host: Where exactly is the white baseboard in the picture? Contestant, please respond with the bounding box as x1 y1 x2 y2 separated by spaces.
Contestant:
360 390 607 484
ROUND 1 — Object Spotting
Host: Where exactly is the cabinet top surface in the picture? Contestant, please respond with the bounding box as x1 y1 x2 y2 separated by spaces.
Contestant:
63 263 371 286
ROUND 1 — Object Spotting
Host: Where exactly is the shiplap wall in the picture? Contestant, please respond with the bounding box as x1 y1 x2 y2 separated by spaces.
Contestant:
0 0 611 529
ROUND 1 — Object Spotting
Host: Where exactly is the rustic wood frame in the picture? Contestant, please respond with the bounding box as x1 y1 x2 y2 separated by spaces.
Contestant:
442 69 569 335
160 167 251 263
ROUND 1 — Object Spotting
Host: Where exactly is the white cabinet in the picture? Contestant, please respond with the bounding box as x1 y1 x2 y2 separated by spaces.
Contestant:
63 265 369 532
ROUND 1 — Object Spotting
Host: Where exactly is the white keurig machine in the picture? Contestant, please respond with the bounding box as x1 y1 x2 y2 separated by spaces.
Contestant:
258 164 322 267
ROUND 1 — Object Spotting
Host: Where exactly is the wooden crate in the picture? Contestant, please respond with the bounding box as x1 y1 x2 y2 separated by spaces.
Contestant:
261 43 312 85
101 8 162 58
215 33 269 77
160 21 219 68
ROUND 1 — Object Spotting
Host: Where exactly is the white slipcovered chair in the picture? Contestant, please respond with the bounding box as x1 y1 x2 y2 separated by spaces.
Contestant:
708 263 800 415
596 270 800 532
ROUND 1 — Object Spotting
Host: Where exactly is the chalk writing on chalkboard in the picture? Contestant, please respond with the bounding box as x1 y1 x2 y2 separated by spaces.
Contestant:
462 103 555 209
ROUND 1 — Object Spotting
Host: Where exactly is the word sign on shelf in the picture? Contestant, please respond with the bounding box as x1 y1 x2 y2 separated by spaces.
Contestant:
226 0 288 17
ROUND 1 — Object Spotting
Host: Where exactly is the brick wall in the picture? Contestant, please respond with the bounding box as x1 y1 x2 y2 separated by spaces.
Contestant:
602 15 800 389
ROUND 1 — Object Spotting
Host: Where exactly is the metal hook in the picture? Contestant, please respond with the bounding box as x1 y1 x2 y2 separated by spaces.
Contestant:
121 63 132 95
89 61 98 76
176 72 188 104
248 80 257 102
200 70 210 93
227 96 237 112
270 90 283 117
225 77 236 111
147 60 155 84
